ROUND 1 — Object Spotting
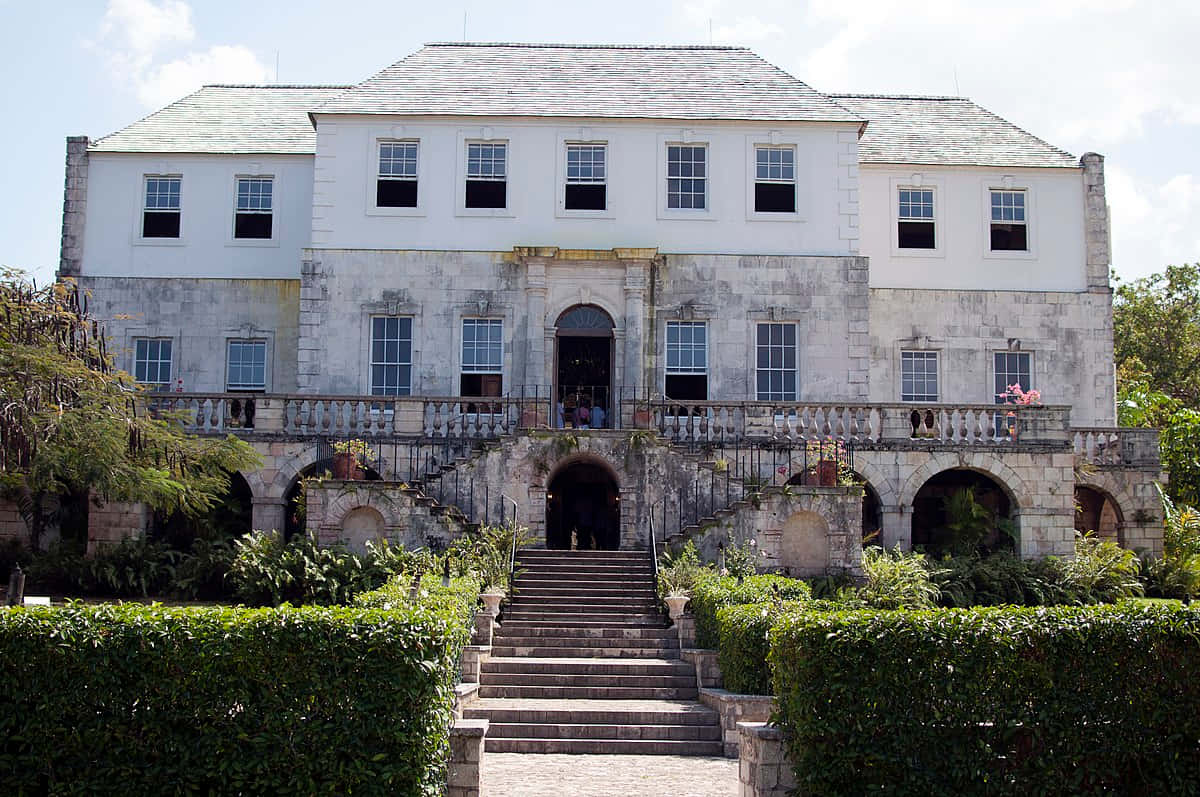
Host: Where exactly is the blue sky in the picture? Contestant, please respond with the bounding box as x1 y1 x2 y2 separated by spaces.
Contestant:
2 0 1198 285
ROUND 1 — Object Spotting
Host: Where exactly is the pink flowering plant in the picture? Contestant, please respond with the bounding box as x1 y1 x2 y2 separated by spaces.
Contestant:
998 383 1042 406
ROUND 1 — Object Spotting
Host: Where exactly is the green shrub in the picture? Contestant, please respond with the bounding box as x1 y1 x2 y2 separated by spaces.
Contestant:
24 537 180 598
0 600 476 795
1051 532 1144 603
172 536 236 600
769 604 1200 795
857 545 941 608
226 530 392 606
934 551 1058 607
690 573 811 648
656 539 707 597
717 601 799 694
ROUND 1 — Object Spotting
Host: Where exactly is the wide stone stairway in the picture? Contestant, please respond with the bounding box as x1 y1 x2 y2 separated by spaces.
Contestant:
464 549 724 755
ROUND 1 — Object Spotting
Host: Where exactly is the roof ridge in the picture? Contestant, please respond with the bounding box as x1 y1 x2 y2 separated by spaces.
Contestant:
423 41 749 51
203 83 354 89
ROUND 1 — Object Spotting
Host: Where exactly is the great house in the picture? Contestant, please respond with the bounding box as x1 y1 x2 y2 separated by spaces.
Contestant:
44 42 1163 567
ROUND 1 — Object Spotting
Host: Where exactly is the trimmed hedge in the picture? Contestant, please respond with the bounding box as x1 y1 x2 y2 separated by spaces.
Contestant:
716 599 846 695
769 604 1200 795
0 597 476 796
690 574 812 649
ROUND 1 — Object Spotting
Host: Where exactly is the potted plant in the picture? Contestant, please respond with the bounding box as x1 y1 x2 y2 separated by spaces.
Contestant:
997 383 1042 440
331 438 373 479
480 582 506 618
805 439 846 486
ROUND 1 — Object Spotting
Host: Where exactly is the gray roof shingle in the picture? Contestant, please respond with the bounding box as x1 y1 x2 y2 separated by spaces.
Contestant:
312 42 863 124
830 93 1078 168
89 85 351 154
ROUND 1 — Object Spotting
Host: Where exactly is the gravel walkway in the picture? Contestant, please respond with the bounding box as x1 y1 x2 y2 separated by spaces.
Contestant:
483 753 738 796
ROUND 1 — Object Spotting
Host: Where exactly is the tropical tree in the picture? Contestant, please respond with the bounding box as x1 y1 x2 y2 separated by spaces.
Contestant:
0 269 259 548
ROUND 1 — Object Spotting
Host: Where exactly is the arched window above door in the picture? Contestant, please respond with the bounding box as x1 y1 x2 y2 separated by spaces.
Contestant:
556 304 614 335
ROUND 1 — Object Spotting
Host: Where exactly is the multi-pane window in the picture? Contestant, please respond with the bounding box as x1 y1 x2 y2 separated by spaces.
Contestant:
226 340 267 391
377 141 418 208
565 144 607 211
667 145 707 209
465 142 507 209
900 351 938 402
755 323 797 402
753 146 795 213
142 176 181 238
461 319 503 397
990 189 1028 251
369 317 413 396
994 352 1032 402
133 338 173 388
234 177 273 239
898 188 935 249
665 321 708 400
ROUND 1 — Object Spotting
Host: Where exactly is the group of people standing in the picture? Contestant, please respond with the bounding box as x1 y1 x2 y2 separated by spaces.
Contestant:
557 394 607 429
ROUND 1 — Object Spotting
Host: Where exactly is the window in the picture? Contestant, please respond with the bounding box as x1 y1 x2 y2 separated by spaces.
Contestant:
665 321 707 400
465 143 507 209
900 351 938 402
233 177 273 239
755 323 797 401
994 352 1032 403
142 176 181 238
226 340 267 391
565 144 607 211
377 141 418 208
898 188 935 249
461 318 503 396
369 317 412 396
990 189 1028 251
753 146 795 213
667 145 707 209
133 338 173 389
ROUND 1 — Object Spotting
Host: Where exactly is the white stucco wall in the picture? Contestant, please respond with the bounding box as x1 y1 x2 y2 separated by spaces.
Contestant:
858 165 1087 291
80 153 314 279
309 116 860 256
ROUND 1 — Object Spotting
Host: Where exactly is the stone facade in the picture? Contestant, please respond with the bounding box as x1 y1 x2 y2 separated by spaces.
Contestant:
58 136 88 278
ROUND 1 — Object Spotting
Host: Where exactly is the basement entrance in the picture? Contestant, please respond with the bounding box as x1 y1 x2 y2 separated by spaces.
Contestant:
545 462 621 550
555 304 614 428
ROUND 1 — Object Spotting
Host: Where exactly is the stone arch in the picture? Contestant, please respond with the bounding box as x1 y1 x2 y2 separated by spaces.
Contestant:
545 451 623 489
546 297 623 332
1075 478 1131 546
339 506 387 554
265 443 328 499
898 452 1029 513
545 453 622 550
778 510 831 576
909 466 1019 555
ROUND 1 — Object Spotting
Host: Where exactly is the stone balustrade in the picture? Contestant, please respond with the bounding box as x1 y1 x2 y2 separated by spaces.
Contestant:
1073 426 1161 467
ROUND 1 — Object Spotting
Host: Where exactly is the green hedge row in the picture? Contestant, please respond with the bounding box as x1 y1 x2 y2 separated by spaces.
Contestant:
0 595 477 796
769 604 1200 796
715 599 845 695
690 574 811 649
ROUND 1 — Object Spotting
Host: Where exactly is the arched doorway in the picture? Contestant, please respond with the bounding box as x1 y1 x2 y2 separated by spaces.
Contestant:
911 469 1016 556
555 304 614 429
1075 485 1124 545
545 461 621 550
283 451 382 540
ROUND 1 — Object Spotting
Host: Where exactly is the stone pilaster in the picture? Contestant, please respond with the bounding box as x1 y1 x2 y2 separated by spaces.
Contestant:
251 497 287 534
623 263 648 397
58 136 89 278
525 260 548 391
1080 152 1117 425
297 250 325 393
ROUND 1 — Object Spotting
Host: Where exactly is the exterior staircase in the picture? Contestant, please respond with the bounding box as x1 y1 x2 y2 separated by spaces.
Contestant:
464 548 723 755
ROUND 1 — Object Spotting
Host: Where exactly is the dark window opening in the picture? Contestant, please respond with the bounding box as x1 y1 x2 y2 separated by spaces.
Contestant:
991 223 1028 251
466 180 506 209
566 183 606 211
754 182 795 213
143 211 180 238
234 213 272 239
461 373 502 414
898 221 935 249
377 179 418 208
665 374 707 401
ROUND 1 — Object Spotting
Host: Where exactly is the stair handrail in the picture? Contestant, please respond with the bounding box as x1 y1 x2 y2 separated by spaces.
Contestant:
649 501 659 585
502 493 520 587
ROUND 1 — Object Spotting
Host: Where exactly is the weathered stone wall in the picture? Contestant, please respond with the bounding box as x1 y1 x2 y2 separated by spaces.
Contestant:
0 498 30 548
306 479 463 551
86 499 149 555
78 276 300 394
58 136 89 278
868 287 1116 426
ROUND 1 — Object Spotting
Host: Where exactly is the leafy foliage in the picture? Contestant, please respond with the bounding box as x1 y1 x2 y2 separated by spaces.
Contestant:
934 551 1059 607
0 599 476 795
689 572 811 648
1114 264 1200 406
1142 486 1200 599
857 545 942 609
656 539 708 597
721 533 761 578
769 604 1200 795
1049 532 1144 603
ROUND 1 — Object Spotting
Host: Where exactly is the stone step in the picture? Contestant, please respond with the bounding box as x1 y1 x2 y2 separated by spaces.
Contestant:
516 563 654 574
485 722 722 741
481 657 692 677
490 644 680 659
514 585 658 597
491 634 678 650
519 550 650 559
501 618 669 630
464 697 718 726
491 625 678 640
482 737 724 755
508 597 659 609
503 612 663 624
479 671 696 689
477 684 698 700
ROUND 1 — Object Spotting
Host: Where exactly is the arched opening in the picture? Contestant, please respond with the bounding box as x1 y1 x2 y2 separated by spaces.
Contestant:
545 461 621 550
283 451 382 540
555 304 614 429
151 471 253 546
1075 485 1124 546
860 481 882 545
340 506 387 554
911 469 1016 556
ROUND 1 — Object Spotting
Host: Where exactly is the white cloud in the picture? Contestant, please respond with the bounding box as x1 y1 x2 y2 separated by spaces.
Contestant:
1109 166 1200 279
137 45 272 107
93 0 271 107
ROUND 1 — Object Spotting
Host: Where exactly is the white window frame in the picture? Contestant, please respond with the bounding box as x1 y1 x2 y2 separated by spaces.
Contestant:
230 175 276 244
365 129 426 217
981 180 1036 259
556 134 614 218
461 318 504 374
368 316 414 396
900 350 939 402
750 145 798 216
225 339 269 392
139 174 184 243
132 337 174 390
456 130 515 217
375 140 419 209
657 133 715 220
754 322 799 402
744 134 809 222
992 350 1033 404
888 175 943 256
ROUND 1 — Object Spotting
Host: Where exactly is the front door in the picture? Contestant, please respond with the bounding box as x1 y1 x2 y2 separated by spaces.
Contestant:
555 335 612 428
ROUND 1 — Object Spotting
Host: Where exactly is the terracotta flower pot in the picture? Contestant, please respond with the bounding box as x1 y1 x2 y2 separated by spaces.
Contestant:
332 451 364 480
817 459 837 486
